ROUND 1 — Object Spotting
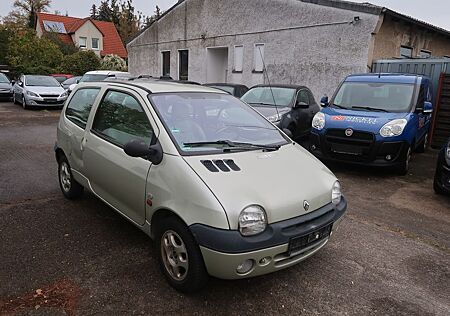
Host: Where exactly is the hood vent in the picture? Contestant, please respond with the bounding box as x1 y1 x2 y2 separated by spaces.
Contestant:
201 159 241 172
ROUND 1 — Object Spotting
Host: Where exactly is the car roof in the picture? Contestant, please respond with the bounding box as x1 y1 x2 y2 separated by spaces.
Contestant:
346 73 428 84
79 80 229 94
204 83 248 88
251 84 305 90
84 70 130 76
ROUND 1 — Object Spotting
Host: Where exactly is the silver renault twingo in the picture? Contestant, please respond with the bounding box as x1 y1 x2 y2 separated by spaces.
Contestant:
55 80 347 292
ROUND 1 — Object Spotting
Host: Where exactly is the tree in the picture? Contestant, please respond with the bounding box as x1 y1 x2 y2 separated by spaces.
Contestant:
0 26 12 65
7 30 63 74
43 32 79 55
59 50 101 75
6 0 52 29
90 4 98 19
100 54 127 71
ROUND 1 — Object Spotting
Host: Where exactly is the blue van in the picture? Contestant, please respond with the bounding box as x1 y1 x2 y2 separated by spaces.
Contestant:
310 73 433 174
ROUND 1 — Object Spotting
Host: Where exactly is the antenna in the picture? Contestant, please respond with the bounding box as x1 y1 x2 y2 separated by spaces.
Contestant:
258 46 280 120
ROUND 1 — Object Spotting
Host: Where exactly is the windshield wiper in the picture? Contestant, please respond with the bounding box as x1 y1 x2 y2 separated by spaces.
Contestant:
332 104 348 109
183 140 281 152
247 102 276 106
352 106 389 112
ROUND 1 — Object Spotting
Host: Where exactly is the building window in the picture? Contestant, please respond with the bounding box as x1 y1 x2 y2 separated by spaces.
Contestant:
400 46 412 58
79 37 87 48
253 44 265 72
234 45 243 73
178 50 189 81
162 51 171 77
92 38 99 50
420 50 431 58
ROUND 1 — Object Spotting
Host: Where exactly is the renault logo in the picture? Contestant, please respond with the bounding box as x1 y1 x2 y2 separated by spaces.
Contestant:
303 200 310 211
345 128 354 137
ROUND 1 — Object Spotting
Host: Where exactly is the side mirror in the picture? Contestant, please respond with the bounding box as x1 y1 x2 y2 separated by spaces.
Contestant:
18 82 23 87
75 79 80 84
124 138 163 165
423 101 433 114
11 80 15 85
295 101 309 108
320 96 329 107
283 128 293 139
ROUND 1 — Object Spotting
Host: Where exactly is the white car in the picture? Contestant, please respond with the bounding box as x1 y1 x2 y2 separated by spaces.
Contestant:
68 70 131 92
55 80 347 292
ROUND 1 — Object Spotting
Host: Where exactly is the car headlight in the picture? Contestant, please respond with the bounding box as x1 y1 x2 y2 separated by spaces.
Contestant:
380 119 407 137
238 205 267 236
60 91 69 98
267 114 281 123
312 112 325 130
332 181 342 205
27 91 39 97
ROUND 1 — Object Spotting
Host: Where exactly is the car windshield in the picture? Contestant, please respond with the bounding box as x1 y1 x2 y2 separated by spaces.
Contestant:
241 87 296 107
333 82 415 112
80 74 109 82
62 77 78 85
150 93 289 154
25 76 60 87
0 73 10 83
53 76 68 83
209 85 235 95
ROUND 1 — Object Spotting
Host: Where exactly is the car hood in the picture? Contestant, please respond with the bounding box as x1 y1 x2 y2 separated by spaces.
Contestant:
183 143 337 229
321 107 409 131
0 82 12 90
26 86 64 95
251 105 291 118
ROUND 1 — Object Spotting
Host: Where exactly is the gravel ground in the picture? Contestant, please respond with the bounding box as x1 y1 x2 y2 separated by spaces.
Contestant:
0 101 449 315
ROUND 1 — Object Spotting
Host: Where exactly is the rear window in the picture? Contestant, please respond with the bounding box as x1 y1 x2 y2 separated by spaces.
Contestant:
65 88 101 129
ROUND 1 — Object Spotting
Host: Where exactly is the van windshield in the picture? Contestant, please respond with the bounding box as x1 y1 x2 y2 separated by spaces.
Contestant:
150 93 288 154
333 82 415 112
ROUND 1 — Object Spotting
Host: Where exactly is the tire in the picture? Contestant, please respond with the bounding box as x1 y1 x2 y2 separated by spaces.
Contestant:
396 146 412 176
433 176 446 195
154 217 208 293
13 93 18 104
416 133 428 153
22 96 28 110
58 156 83 199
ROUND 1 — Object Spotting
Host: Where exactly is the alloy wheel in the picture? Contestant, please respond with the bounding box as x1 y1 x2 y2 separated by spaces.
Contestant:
59 162 72 192
160 230 189 281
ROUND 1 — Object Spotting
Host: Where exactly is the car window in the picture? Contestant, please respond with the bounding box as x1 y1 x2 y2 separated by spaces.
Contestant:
65 88 101 129
297 90 309 104
92 90 154 147
241 87 296 107
0 73 10 83
25 76 60 87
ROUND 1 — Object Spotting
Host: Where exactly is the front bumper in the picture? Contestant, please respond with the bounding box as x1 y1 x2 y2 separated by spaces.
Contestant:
190 198 347 279
0 91 12 100
310 131 409 167
26 95 67 107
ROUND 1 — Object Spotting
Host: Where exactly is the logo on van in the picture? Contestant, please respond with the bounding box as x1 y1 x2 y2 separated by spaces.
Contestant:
332 116 346 121
303 200 310 211
345 129 354 137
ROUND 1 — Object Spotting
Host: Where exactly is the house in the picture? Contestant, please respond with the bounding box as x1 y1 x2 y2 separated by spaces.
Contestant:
36 12 127 59
127 0 450 98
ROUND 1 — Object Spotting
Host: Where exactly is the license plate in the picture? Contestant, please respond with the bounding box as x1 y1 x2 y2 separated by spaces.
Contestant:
288 224 332 255
331 144 363 155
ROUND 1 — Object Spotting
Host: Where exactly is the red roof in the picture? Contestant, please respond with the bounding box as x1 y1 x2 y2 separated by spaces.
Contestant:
36 12 127 58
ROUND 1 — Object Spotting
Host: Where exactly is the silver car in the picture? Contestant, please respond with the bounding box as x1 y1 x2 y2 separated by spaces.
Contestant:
55 80 347 292
13 75 68 109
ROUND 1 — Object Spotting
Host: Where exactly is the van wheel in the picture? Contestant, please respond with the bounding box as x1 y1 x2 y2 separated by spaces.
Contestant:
396 146 412 176
416 133 428 153
58 156 83 199
154 217 208 293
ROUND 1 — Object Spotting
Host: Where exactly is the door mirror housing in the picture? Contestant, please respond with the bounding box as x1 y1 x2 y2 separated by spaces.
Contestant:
124 139 163 165
423 101 433 114
320 96 329 107
295 101 309 108
11 80 15 85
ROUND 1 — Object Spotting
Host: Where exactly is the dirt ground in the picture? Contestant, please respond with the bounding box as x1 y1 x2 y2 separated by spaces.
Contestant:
0 101 449 315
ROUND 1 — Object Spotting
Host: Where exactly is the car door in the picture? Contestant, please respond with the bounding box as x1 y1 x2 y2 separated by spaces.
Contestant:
415 82 430 145
14 75 24 99
292 89 312 139
63 87 102 177
83 88 155 225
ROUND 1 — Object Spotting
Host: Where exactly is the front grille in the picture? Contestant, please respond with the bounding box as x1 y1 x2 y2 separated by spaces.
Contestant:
35 100 64 105
324 129 375 160
39 94 60 97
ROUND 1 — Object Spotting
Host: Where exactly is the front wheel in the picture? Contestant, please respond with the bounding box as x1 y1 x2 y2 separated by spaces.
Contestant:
395 146 412 176
22 96 28 110
155 217 208 293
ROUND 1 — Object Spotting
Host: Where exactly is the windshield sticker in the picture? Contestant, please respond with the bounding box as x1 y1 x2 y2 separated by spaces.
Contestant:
331 116 377 124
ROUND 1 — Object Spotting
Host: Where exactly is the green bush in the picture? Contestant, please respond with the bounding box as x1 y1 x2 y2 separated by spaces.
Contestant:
100 54 128 72
60 50 101 75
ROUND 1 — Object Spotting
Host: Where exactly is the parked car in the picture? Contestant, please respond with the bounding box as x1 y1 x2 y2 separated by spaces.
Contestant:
55 81 347 292
68 70 131 92
203 83 249 98
61 76 82 90
310 73 433 175
434 137 450 195
0 72 13 101
13 75 68 109
51 74 74 83
241 84 320 140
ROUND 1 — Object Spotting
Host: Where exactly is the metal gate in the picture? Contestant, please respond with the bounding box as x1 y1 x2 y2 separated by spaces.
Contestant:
372 58 450 148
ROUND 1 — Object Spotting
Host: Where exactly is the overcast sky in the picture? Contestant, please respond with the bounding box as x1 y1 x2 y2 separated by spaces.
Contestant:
1 0 449 30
